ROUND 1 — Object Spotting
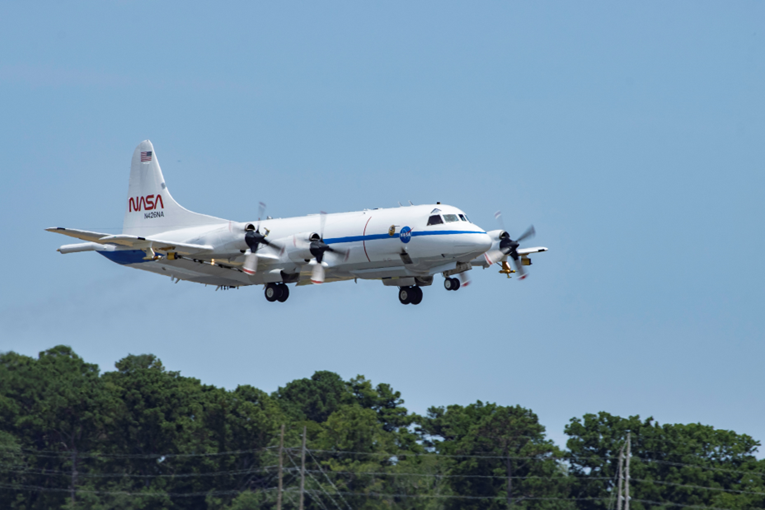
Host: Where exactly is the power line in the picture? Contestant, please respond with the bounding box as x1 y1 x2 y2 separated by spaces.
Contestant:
2 445 275 459
632 478 765 497
0 463 284 479
302 469 605 481
297 448 560 460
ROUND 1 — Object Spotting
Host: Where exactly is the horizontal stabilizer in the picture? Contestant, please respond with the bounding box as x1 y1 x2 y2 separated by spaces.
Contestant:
45 227 110 244
47 227 213 255
517 247 548 255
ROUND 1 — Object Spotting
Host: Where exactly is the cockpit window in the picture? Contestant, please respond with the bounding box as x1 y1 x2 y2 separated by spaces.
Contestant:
427 215 444 226
458 214 467 222
443 214 459 223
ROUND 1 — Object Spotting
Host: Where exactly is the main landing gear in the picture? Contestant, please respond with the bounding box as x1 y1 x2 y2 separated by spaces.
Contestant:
443 277 461 291
265 283 290 303
398 286 423 305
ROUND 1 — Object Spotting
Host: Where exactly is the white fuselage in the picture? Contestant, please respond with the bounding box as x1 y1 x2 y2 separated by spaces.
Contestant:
100 204 495 288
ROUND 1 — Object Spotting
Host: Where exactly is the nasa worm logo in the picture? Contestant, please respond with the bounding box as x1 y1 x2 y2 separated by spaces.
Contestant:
399 226 412 244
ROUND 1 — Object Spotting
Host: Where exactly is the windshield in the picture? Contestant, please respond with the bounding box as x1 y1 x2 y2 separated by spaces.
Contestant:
427 215 444 226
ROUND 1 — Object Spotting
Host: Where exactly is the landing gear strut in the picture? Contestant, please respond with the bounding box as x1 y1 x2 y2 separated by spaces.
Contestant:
265 283 290 303
443 277 460 291
398 286 423 305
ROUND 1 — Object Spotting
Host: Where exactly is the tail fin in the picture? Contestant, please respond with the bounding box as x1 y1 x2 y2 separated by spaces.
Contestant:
123 140 226 236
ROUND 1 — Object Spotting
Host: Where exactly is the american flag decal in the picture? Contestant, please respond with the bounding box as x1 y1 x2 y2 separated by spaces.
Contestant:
140 151 152 162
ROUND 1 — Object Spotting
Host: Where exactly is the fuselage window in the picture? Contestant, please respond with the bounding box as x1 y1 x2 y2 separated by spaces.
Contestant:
458 214 467 222
427 215 444 226
443 214 459 223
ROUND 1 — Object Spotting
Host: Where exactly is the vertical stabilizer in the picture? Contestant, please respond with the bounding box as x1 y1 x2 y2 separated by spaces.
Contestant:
123 140 226 236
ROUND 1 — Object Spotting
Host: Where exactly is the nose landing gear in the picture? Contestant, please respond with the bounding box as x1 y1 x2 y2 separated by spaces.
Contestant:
265 283 290 302
398 286 423 305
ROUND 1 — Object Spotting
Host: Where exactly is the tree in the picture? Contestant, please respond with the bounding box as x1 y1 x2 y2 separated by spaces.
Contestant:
273 371 352 423
419 402 571 510
348 376 413 432
0 346 117 510
565 412 765 510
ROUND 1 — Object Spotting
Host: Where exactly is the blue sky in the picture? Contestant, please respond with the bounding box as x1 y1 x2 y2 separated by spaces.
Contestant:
1 2 763 453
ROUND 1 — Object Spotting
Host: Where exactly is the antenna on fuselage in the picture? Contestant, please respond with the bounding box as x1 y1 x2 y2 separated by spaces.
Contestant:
408 200 415 206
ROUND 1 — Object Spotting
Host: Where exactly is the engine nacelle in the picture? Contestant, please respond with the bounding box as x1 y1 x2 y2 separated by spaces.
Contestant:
284 232 320 262
486 229 509 252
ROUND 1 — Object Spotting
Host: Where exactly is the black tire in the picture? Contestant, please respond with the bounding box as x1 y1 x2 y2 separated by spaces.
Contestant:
265 283 279 302
398 287 411 305
277 284 289 302
444 278 454 291
410 286 423 305
450 277 460 291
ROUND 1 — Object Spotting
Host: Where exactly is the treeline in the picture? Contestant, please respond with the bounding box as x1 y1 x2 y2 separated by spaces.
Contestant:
0 346 763 509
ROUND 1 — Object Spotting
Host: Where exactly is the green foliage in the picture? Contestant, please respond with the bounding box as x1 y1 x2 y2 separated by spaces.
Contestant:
348 376 413 432
273 371 352 423
0 347 761 510
565 412 765 510
420 402 572 510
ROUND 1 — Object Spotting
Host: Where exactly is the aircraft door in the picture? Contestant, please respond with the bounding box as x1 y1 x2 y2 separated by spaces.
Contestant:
362 213 415 264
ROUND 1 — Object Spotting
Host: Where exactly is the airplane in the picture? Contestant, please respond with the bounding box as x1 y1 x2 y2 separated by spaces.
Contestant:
47 140 548 305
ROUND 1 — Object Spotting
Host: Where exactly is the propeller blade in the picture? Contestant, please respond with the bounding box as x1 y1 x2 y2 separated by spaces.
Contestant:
242 250 258 275
512 256 527 280
311 263 325 285
326 246 350 262
515 225 536 243
494 210 505 231
483 250 505 265
458 272 471 288
261 238 283 251
319 211 327 240
257 202 266 230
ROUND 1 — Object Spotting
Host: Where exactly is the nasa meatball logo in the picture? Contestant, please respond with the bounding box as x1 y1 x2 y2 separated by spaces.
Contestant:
399 226 412 244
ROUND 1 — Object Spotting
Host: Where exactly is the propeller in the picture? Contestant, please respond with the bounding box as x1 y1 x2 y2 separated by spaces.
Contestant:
484 211 536 279
309 211 349 284
242 202 282 275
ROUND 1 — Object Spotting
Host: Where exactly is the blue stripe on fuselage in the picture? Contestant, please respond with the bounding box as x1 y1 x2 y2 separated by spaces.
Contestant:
98 250 151 265
324 230 485 245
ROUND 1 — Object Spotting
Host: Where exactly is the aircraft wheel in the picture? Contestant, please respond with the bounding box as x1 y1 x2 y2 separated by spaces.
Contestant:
277 284 289 302
265 283 279 302
398 287 412 305
451 277 461 291
444 277 459 291
410 286 423 305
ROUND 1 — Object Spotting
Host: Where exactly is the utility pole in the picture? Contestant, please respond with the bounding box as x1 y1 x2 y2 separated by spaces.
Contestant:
299 425 306 510
277 424 284 510
625 431 631 510
70 447 77 509
616 443 625 510
506 454 513 509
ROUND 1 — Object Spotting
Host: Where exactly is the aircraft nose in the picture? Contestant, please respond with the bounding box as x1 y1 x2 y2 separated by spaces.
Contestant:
476 232 492 252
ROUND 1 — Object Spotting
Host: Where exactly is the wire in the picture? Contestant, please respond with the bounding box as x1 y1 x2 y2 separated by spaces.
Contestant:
0 464 285 479
0 482 277 498
302 470 604 481
2 445 275 460
296 448 559 460
306 449 353 510
631 478 765 497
